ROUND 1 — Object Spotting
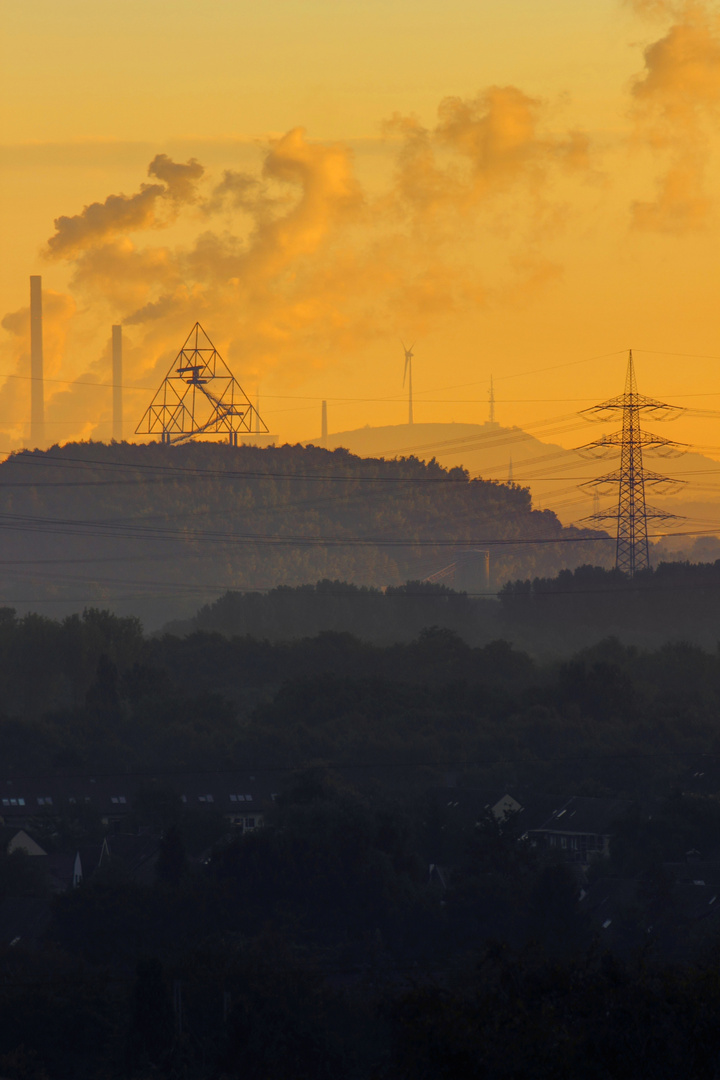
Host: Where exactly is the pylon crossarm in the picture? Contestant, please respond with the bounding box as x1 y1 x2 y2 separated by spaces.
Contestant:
581 395 684 422
581 469 686 492
576 440 618 460
577 431 687 456
644 505 684 524
579 509 621 525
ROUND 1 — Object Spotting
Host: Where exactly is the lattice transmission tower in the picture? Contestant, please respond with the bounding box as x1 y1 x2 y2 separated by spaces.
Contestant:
136 323 268 445
578 350 686 575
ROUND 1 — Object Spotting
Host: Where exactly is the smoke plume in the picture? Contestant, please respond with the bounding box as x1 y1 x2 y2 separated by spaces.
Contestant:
0 78 599 452
630 1 720 231
387 86 588 216
46 154 204 258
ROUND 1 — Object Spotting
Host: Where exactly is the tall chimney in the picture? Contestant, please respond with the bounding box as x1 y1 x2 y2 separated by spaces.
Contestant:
321 400 328 447
112 325 122 442
30 276 45 448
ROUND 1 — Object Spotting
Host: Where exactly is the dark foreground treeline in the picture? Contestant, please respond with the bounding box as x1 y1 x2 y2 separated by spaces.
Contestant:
3 607 720 1075
171 560 720 652
7 833 720 1080
3 603 720 793
6 773 720 1078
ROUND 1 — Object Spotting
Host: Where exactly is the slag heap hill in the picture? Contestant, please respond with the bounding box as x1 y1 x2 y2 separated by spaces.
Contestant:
0 440 608 626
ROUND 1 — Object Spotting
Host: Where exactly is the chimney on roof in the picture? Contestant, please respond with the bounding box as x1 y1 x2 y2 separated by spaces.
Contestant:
30 276 45 448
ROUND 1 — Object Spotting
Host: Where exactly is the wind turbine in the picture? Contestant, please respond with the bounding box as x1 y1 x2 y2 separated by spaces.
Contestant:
402 341 414 426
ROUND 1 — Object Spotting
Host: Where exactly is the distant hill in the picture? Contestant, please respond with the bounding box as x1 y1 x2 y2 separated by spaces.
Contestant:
0 440 609 628
307 421 720 544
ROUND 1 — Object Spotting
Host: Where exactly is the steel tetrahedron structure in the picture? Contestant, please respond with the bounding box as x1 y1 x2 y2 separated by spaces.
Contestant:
577 351 685 576
136 323 268 445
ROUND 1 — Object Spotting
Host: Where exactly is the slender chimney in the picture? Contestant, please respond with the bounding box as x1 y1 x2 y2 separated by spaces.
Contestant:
112 325 122 442
321 400 328 447
30 276 45 448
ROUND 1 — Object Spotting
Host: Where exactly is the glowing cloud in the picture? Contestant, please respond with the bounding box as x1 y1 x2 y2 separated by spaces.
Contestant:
32 102 584 432
630 1 720 231
387 86 588 215
0 77 600 452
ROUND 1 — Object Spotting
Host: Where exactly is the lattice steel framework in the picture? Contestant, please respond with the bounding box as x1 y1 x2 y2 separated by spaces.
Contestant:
578 351 686 576
136 323 268 445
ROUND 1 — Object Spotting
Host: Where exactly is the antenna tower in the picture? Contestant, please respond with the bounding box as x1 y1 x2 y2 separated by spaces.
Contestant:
136 323 268 446
402 342 414 425
578 350 685 575
489 375 495 424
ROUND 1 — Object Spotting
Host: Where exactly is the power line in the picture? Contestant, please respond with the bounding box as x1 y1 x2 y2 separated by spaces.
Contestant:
0 512 607 547
10 566 720 606
0 450 474 484
0 347 633 406
0 444 603 485
0 506 717 548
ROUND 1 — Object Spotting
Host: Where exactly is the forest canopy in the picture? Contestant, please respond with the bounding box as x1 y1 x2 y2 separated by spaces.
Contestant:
0 440 608 627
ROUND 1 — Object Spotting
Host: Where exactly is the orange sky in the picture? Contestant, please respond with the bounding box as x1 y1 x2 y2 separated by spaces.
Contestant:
3 0 720 458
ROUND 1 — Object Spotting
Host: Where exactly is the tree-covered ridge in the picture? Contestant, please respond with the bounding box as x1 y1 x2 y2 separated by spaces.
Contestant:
0 440 608 626
498 560 720 651
169 560 720 652
0 604 719 801
169 579 495 643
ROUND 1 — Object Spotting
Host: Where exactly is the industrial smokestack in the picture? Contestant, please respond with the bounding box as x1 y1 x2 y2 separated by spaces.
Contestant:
30 276 45 448
321 400 328 447
112 325 122 442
